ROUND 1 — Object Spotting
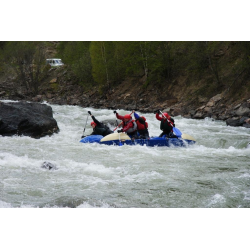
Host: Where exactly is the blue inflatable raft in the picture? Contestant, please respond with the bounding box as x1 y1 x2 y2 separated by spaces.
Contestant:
80 132 196 147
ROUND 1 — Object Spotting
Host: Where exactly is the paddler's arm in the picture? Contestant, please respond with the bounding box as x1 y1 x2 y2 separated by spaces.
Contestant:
156 113 162 121
88 111 102 126
115 113 124 121
91 115 102 126
133 110 140 120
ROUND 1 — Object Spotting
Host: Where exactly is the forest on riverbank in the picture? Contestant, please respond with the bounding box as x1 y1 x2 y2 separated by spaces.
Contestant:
57 41 250 98
0 41 250 126
1 41 250 98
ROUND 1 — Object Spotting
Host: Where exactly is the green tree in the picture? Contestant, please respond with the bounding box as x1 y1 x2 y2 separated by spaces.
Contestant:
226 42 250 92
57 41 93 85
148 41 175 85
187 41 223 85
121 41 148 77
3 41 47 94
236 42 250 74
112 41 128 82
90 41 117 93
187 41 209 76
0 42 6 75
0 41 6 50
206 41 222 85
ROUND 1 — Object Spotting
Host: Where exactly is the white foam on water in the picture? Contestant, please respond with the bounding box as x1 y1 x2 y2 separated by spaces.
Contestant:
207 194 226 207
1 101 250 208
76 201 113 208
0 200 12 208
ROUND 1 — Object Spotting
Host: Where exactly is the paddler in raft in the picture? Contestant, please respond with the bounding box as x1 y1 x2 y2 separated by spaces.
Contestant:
88 111 113 137
114 110 138 139
155 110 177 138
132 110 150 139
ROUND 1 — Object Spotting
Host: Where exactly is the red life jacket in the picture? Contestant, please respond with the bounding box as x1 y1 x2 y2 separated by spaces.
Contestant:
122 118 137 133
136 116 148 131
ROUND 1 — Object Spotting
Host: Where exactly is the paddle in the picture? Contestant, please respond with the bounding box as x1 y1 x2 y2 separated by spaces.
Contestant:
113 111 133 131
159 110 182 137
113 121 123 131
114 115 123 146
118 131 123 146
114 112 122 132
82 113 89 138
113 111 133 146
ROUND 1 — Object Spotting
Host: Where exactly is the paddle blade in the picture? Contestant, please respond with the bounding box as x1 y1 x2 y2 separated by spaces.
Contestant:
173 127 182 137
119 141 123 146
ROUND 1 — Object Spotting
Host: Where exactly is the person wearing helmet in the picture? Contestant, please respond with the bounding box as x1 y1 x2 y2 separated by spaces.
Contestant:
132 110 150 139
114 110 137 138
88 111 113 136
155 110 177 138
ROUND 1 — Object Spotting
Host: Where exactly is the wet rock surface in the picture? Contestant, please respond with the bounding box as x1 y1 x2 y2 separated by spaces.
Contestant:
0 101 59 138
41 161 57 170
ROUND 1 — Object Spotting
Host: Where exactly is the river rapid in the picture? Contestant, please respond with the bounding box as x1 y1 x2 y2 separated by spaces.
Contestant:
1 100 250 208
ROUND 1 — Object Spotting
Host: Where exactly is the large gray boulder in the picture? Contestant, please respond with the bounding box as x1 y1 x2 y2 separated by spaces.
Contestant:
0 101 59 138
226 116 250 127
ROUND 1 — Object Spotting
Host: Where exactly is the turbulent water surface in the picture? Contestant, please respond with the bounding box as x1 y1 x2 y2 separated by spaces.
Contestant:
1 101 250 208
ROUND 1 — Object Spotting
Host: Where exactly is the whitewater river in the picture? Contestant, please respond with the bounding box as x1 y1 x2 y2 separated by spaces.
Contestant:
1 101 250 208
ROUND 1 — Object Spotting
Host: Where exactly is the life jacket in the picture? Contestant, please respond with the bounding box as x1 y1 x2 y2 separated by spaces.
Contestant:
93 126 107 136
94 123 112 136
170 117 175 127
122 118 137 133
160 118 173 133
136 117 148 131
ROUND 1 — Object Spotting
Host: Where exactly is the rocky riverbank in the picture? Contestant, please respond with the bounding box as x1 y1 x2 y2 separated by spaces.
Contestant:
1 66 250 129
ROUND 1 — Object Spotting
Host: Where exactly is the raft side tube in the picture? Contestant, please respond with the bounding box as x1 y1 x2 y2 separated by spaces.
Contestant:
181 133 196 141
100 132 131 142
80 135 103 143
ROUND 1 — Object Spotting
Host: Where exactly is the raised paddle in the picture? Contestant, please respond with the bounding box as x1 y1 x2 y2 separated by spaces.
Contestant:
159 110 182 137
113 121 123 131
114 114 123 146
82 112 89 138
113 111 133 145
118 131 123 146
114 111 122 132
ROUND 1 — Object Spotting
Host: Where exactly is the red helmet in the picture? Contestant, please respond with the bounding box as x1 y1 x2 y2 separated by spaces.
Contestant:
124 114 131 120
163 113 171 119
91 121 96 126
141 116 146 121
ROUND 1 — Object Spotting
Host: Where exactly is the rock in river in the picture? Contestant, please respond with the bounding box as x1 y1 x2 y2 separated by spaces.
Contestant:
41 161 57 170
0 101 59 138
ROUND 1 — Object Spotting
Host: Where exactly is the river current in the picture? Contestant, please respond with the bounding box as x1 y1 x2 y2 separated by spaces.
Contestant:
1 100 250 208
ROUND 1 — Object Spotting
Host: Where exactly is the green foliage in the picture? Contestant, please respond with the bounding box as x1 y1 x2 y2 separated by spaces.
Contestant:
42 41 250 98
147 42 175 84
2 41 47 94
57 42 93 85
187 42 209 74
50 83 59 91
235 42 250 73
60 42 204 92
1 41 250 98
0 41 7 50
90 41 118 92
